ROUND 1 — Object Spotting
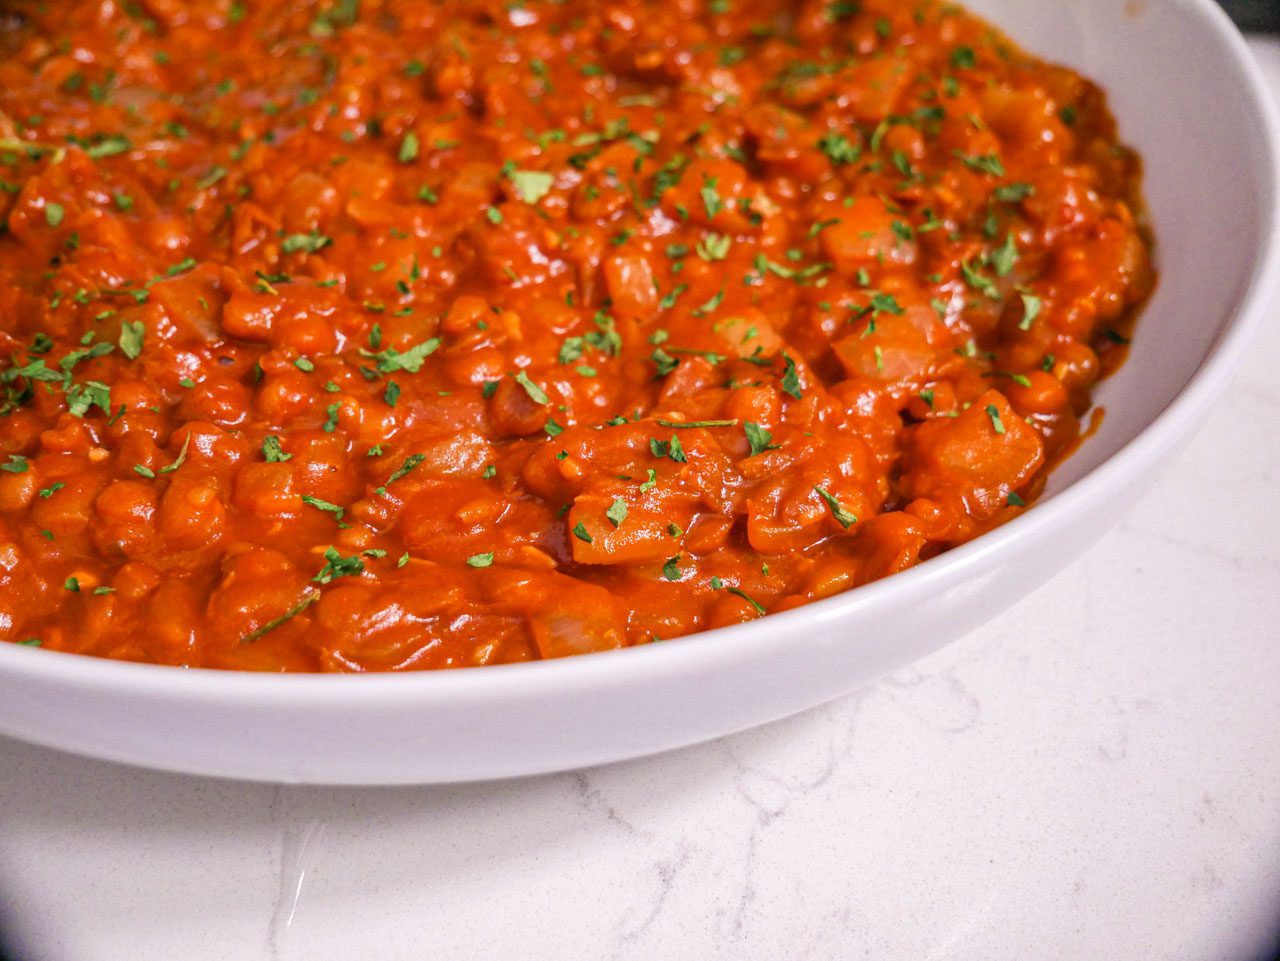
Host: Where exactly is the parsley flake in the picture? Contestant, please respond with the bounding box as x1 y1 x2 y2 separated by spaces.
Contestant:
606 497 628 527
301 494 346 525
818 132 861 165
995 182 1034 203
1018 292 1042 331
697 233 731 261
361 338 440 373
744 421 779 456
951 46 976 70
312 547 364 584
955 151 1006 177
726 586 766 615
986 403 1007 435
514 370 549 404
262 435 292 462
118 321 145 359
322 402 341 432
508 169 554 204
281 231 332 254
385 453 426 485
992 234 1018 277
398 131 420 163
700 176 723 218
814 486 857 528
241 591 320 643
781 354 803 399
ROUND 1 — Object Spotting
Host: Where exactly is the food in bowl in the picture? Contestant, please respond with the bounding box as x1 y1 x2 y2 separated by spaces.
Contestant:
0 0 1153 671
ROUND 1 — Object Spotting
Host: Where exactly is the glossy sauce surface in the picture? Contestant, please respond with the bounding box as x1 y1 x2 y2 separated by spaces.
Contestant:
0 0 1153 670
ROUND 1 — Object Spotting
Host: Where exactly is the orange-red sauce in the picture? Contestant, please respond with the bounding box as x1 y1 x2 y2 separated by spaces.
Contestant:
0 0 1153 670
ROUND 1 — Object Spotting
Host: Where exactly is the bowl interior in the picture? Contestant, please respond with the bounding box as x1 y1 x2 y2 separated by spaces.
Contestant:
966 0 1276 496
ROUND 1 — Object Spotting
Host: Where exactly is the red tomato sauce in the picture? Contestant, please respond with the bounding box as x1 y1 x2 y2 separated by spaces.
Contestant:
0 0 1153 670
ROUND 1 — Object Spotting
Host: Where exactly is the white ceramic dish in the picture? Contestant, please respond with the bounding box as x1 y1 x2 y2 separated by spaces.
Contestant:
0 0 1276 785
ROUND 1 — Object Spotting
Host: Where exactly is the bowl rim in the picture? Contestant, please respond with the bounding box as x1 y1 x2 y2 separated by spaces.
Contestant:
2 0 1278 706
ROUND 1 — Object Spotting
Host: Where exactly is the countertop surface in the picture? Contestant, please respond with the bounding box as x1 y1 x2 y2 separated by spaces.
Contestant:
2 36 1279 961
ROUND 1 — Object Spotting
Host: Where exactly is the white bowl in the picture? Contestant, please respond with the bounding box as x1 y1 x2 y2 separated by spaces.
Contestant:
1 0 1276 784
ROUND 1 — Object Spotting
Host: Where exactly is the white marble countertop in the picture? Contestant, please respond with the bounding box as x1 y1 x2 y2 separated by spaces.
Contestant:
3 36 1279 961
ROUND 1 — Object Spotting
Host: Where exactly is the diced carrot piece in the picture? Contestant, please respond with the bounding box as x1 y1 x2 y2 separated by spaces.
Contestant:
567 494 683 565
901 390 1044 521
819 198 916 275
602 252 658 318
526 581 627 658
